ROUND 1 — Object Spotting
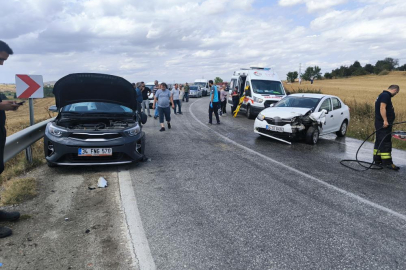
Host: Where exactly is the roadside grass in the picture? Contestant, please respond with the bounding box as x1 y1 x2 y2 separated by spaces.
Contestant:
0 97 56 197
288 88 322 94
0 177 37 205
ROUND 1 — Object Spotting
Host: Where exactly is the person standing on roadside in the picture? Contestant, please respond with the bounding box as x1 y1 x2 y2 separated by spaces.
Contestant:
0 40 22 238
179 84 185 105
220 86 228 115
183 82 190 102
153 82 174 131
171 84 182 114
153 80 160 119
208 80 220 124
141 82 151 117
373 85 400 170
133 82 143 116
231 86 239 114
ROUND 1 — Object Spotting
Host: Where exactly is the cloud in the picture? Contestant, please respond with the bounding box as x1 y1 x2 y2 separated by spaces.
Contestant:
279 0 348 12
0 0 405 83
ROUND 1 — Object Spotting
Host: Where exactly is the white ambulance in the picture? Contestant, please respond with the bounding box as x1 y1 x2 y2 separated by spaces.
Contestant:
228 67 287 119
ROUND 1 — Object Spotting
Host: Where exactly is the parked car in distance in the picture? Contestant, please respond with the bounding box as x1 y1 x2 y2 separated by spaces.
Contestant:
254 93 350 145
189 85 203 98
194 79 209 96
44 73 147 166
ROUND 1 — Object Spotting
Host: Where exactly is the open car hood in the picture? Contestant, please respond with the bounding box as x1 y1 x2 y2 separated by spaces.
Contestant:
53 73 137 110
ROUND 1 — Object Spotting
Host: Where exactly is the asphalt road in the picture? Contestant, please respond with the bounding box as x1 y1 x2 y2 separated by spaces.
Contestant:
130 97 406 270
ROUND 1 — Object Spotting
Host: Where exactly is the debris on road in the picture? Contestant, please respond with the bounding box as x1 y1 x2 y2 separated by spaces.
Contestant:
85 229 90 234
88 186 96 190
65 218 69 221
97 177 108 188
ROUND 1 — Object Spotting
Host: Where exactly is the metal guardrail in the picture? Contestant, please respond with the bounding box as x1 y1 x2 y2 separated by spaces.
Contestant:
4 118 54 163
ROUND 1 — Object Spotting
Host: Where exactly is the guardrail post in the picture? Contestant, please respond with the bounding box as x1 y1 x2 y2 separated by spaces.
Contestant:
25 98 35 163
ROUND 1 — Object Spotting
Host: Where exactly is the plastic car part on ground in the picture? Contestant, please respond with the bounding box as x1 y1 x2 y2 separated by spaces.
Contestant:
97 177 108 188
393 131 406 141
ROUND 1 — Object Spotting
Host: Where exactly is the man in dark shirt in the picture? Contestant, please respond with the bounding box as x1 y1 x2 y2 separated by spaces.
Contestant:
183 82 190 102
0 40 22 238
373 85 400 170
141 82 151 117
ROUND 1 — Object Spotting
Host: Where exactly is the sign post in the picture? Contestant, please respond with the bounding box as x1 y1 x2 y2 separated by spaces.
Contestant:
15 75 44 163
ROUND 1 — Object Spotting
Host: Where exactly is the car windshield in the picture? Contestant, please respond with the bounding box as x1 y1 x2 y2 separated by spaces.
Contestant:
274 96 321 109
145 85 154 90
251 80 285 95
190 86 199 90
194 82 206 87
62 102 133 113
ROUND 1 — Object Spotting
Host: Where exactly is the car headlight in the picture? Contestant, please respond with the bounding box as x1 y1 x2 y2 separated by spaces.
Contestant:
253 97 263 103
125 123 141 136
48 123 67 137
257 113 265 121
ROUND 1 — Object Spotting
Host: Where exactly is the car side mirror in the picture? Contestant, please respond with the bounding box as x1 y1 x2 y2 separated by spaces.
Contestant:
140 112 148 124
49 105 58 112
321 109 328 114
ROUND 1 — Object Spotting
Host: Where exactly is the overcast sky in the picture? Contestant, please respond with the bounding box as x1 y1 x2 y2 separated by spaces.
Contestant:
1 0 406 84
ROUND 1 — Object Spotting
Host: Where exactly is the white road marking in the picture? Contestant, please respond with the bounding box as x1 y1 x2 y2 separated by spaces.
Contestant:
118 170 156 270
189 100 406 222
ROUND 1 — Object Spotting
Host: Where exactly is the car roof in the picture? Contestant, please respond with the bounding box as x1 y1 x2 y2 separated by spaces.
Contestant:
289 93 339 99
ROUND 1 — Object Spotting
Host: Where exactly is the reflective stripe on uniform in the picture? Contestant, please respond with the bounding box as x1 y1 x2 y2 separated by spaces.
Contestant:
381 152 392 159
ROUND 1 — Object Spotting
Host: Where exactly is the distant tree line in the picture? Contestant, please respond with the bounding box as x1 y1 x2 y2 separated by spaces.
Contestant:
286 57 406 82
324 57 405 79
44 85 54 97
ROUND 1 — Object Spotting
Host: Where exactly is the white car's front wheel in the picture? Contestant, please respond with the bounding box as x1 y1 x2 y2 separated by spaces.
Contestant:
306 126 319 145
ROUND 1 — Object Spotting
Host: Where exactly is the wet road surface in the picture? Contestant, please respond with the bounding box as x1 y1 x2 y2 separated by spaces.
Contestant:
129 97 406 270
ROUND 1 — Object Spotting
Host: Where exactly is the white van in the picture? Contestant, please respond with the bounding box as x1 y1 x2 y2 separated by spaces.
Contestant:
194 79 209 96
228 67 287 119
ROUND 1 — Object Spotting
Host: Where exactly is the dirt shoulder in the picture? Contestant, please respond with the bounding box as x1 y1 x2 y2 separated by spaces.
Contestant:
0 165 135 269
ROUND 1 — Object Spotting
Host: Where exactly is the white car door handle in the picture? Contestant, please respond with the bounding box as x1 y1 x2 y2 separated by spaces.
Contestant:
330 115 333 117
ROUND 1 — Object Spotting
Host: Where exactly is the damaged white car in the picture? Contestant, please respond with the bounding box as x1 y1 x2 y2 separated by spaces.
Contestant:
254 94 350 144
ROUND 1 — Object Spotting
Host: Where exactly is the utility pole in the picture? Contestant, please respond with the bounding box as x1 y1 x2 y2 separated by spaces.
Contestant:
299 63 302 84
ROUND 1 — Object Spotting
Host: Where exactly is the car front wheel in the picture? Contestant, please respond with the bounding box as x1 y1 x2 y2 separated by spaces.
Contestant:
336 120 348 137
246 105 255 119
306 126 319 145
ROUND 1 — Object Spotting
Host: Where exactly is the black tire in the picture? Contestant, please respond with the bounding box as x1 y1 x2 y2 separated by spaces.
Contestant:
336 120 348 137
246 105 255 119
305 126 319 145
47 160 57 167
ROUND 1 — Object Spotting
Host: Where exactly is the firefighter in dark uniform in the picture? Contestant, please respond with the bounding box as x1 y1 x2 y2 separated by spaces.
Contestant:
373 85 400 170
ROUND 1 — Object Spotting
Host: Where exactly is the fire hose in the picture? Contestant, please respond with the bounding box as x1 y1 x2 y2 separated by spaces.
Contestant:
340 121 406 171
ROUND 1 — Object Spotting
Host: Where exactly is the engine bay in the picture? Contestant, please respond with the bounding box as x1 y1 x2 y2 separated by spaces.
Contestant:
56 118 137 130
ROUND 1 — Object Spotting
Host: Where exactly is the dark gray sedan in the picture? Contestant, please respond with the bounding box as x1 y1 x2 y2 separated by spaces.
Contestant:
44 73 147 166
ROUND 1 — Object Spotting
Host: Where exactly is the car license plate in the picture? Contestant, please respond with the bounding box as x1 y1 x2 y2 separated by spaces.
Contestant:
78 148 112 156
266 125 284 132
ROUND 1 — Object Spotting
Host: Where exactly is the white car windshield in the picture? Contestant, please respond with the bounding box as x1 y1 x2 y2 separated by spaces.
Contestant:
190 86 199 90
62 102 133 113
275 96 320 109
251 80 285 95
